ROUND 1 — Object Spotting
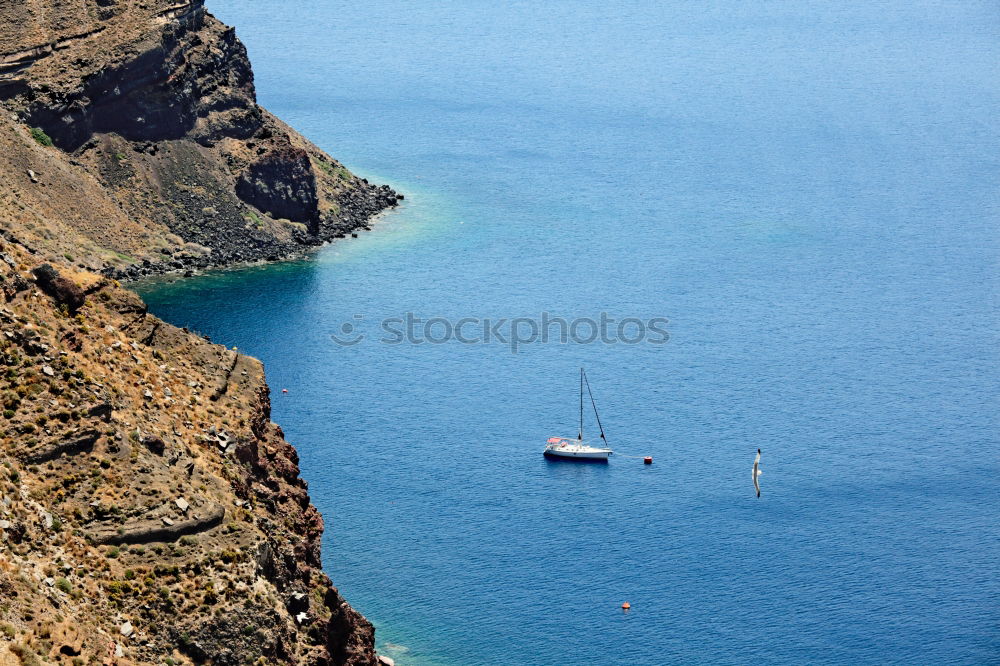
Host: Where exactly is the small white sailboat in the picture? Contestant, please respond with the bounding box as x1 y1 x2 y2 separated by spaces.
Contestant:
544 368 614 461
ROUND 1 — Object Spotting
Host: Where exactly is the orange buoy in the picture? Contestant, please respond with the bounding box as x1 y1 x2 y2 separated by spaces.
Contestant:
644 456 653 464
621 601 631 610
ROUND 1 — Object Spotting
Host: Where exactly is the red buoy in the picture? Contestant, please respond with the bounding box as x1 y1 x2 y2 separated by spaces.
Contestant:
644 456 653 464
281 389 288 393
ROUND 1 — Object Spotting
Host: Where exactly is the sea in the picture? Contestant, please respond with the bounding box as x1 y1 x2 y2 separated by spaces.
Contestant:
136 1 1000 663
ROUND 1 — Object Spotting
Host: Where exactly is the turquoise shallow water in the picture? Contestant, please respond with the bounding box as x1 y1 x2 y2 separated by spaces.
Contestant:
138 2 1000 664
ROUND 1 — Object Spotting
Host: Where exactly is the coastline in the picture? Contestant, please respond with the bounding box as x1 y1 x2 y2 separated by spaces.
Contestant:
104 178 402 282
130 169 457 293
0 0 402 662
127 196 409 287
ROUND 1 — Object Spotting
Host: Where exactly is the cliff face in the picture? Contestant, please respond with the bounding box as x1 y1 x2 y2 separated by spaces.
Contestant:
0 1 389 664
0 0 401 279
0 251 376 664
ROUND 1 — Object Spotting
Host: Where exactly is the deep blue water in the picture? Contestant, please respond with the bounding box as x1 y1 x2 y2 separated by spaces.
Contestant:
137 2 1000 663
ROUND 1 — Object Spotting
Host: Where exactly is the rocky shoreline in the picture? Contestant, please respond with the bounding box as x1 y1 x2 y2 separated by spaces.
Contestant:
104 179 401 282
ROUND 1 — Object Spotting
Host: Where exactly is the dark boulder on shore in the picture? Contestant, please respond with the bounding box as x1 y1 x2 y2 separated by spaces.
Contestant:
236 144 321 229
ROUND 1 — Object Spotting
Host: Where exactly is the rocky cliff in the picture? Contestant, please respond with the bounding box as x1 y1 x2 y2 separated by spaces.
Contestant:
0 1 392 664
0 0 400 280
0 251 377 664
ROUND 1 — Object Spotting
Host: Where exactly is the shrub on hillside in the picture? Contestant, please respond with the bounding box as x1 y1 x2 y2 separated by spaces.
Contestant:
30 127 53 147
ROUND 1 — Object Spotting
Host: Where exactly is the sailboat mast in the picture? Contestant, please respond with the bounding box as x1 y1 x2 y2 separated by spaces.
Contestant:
578 367 584 440
583 369 608 444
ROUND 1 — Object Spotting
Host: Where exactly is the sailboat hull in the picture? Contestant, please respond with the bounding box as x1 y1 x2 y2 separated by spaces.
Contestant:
543 442 612 460
544 449 611 461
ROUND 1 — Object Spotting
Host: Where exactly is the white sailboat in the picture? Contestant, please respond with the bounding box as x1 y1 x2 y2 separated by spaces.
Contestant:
544 368 614 461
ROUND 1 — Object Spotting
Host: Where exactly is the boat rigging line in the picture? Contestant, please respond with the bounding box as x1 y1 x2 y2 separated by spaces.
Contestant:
582 368 608 446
